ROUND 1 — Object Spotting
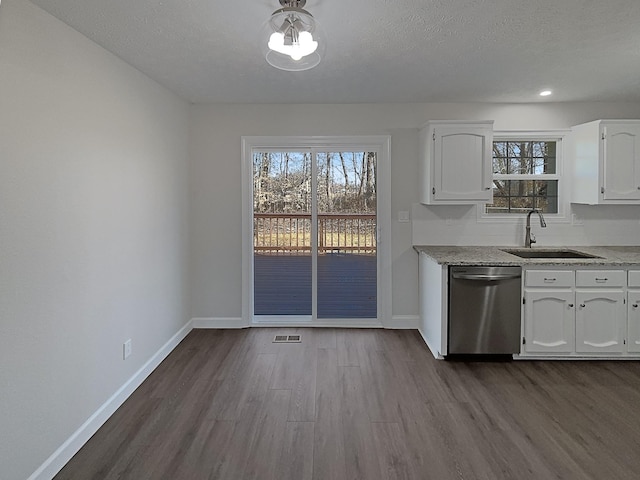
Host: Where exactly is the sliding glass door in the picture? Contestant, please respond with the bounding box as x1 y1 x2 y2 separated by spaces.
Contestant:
252 148 377 322
253 151 312 318
316 151 377 318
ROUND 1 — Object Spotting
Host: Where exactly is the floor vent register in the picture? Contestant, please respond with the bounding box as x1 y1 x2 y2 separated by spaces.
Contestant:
273 334 302 343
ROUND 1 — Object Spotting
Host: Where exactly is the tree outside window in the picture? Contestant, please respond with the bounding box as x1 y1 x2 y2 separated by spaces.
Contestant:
486 140 559 214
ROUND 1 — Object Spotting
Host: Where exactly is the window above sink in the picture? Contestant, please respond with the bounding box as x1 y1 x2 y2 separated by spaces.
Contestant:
477 130 571 225
488 139 559 215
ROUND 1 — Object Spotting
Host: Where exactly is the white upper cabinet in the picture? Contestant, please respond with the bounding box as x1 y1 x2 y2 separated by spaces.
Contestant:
571 120 640 204
420 121 494 204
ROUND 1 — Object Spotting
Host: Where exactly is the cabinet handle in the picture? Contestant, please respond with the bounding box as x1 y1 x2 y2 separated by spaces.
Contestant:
568 303 574 308
485 187 491 190
595 278 608 282
543 278 557 282
432 187 435 195
580 303 586 308
633 304 639 308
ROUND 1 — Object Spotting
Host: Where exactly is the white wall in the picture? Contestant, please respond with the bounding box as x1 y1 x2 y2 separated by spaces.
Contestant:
190 102 640 326
0 1 190 479
411 105 640 247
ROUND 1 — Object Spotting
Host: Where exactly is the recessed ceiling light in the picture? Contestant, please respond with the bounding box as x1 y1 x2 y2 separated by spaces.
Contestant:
539 90 552 97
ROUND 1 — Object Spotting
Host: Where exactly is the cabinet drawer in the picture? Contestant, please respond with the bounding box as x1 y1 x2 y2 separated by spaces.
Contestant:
576 270 625 287
526 270 574 287
629 271 640 288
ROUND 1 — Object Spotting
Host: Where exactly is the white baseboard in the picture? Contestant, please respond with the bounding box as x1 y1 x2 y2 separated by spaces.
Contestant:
191 317 247 329
28 320 193 480
389 315 420 329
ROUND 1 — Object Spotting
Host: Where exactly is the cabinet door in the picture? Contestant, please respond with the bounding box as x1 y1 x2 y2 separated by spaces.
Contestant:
523 289 574 354
433 125 492 202
603 124 640 200
575 290 626 353
628 290 640 353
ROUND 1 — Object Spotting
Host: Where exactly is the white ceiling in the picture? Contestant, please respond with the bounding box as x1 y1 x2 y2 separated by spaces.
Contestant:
29 0 640 104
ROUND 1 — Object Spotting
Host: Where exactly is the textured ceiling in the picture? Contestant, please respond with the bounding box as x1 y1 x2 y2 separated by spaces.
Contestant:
28 0 640 104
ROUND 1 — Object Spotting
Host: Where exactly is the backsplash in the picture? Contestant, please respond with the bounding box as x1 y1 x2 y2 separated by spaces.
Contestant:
411 203 640 246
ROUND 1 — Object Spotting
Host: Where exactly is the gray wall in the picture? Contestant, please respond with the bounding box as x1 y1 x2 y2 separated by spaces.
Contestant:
189 102 640 324
0 1 190 478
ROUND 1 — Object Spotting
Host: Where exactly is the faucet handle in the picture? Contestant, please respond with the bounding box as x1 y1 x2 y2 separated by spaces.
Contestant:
530 233 537 245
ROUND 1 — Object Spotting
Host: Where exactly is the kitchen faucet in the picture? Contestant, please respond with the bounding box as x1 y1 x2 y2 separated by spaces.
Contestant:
525 209 546 247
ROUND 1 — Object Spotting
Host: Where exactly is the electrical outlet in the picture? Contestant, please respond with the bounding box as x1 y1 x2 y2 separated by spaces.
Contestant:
398 210 410 223
123 339 132 359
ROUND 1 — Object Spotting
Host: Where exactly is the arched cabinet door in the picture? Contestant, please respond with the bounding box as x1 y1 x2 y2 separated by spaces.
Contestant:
602 123 640 201
571 119 640 204
575 291 626 353
523 289 575 354
420 121 493 204
628 291 640 354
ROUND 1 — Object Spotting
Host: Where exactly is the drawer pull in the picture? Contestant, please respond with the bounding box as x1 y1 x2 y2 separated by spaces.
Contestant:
543 278 557 282
580 303 586 308
595 277 608 282
633 304 639 308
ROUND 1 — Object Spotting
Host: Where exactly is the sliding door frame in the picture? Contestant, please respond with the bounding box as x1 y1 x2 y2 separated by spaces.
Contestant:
241 135 392 328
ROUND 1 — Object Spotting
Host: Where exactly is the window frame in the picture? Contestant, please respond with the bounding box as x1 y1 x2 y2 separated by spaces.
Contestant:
241 135 392 328
477 130 570 223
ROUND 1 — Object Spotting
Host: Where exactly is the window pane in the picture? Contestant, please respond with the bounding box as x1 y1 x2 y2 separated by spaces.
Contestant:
492 142 508 174
492 141 557 175
487 180 558 214
253 152 312 315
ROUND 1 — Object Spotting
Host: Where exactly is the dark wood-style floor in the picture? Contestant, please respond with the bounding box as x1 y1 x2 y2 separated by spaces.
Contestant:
55 328 640 480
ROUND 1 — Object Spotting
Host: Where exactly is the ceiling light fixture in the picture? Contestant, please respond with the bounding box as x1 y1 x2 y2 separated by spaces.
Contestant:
539 90 552 97
265 0 322 72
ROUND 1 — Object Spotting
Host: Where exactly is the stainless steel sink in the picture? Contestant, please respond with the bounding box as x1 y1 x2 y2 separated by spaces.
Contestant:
501 248 602 259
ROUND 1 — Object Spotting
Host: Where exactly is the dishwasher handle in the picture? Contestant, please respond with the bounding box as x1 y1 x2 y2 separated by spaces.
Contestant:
452 273 522 281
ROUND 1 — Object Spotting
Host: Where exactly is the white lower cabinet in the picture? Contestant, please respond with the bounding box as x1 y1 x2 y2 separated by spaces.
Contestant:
575 270 626 354
628 294 640 353
523 268 632 357
523 270 575 355
628 271 640 353
575 290 626 353
524 290 575 353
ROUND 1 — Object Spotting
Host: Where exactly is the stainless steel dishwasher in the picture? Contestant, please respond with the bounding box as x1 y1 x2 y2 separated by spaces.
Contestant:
448 266 522 355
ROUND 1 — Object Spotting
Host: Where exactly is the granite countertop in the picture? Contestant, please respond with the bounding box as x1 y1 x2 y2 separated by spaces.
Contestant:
413 245 640 266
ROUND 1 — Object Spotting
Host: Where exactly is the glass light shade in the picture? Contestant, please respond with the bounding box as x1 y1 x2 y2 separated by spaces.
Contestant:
264 6 323 72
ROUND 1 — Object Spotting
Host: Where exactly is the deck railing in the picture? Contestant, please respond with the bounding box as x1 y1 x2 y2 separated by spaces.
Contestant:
254 213 376 255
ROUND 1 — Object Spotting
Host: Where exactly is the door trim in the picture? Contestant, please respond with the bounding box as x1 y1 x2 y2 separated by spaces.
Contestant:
241 135 392 327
